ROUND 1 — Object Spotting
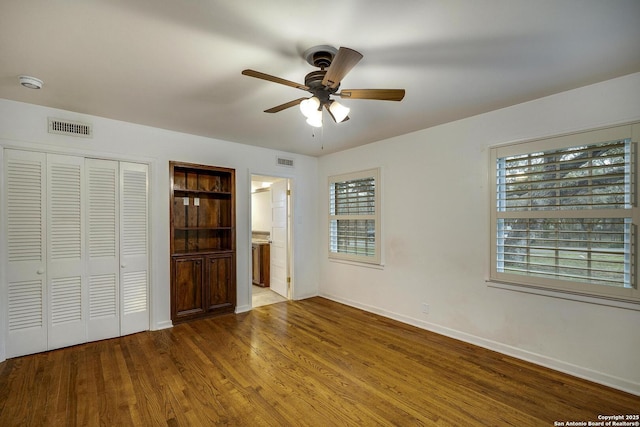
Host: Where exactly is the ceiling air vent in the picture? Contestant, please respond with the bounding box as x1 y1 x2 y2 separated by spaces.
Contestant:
48 118 93 138
276 156 294 168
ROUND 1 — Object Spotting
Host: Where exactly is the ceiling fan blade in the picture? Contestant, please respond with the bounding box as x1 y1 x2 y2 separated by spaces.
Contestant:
321 47 363 89
264 98 307 113
338 89 405 101
242 69 309 91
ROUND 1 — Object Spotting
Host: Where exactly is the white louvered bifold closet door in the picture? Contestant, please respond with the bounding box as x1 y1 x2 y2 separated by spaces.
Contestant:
86 159 120 341
46 154 86 350
4 150 150 358
4 150 47 357
119 162 149 335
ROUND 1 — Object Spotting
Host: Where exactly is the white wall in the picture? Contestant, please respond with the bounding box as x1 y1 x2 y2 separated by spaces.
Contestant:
0 98 319 361
317 72 640 395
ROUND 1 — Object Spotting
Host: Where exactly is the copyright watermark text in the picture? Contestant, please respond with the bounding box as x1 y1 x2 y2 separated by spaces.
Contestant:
553 414 640 426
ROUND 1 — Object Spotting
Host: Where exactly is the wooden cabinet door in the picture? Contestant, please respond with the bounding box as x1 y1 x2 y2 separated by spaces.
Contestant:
259 244 270 287
172 256 205 320
252 244 259 285
251 244 270 287
205 254 234 313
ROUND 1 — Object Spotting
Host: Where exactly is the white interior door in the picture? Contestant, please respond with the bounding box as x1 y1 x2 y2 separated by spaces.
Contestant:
270 179 288 298
119 162 149 335
46 154 86 350
4 150 47 357
86 159 120 341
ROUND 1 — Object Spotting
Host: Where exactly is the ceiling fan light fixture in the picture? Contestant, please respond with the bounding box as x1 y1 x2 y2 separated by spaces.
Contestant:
329 101 350 123
305 109 323 128
299 96 320 118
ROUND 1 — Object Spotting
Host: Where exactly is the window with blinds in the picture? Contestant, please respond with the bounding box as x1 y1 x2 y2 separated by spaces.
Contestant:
490 124 640 302
329 168 381 264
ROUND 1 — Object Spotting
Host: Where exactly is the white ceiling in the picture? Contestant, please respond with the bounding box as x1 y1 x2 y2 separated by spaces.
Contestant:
1 1 639 157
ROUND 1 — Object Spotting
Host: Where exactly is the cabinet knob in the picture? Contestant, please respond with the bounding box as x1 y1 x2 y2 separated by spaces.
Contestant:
121 264 126 268
36 269 45 275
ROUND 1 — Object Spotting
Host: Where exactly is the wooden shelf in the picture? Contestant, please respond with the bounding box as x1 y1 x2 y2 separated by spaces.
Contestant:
173 189 232 196
174 227 233 231
173 249 234 256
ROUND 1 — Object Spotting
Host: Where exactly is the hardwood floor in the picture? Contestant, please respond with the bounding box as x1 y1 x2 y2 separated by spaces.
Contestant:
0 297 638 426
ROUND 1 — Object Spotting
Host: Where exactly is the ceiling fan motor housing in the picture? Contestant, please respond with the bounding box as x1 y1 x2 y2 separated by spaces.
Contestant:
305 70 338 103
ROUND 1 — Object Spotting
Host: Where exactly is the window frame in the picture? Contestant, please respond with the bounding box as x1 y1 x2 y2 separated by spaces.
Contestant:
489 124 640 303
328 168 381 265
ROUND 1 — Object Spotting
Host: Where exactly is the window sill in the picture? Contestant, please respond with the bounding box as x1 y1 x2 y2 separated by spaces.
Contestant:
486 279 640 311
329 258 385 270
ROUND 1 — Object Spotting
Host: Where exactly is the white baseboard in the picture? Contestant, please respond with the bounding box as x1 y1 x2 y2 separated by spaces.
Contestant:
235 304 251 314
153 320 173 331
320 292 640 396
292 291 319 301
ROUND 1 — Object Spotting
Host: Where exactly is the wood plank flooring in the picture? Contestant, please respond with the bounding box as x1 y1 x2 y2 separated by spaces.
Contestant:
0 297 638 426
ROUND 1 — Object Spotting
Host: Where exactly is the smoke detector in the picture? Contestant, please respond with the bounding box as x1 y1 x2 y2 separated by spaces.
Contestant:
19 75 43 89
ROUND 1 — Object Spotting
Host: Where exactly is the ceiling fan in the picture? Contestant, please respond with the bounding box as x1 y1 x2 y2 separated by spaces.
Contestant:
242 45 405 127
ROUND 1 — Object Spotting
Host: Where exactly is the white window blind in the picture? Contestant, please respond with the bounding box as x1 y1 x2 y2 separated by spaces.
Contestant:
329 168 380 264
490 124 640 302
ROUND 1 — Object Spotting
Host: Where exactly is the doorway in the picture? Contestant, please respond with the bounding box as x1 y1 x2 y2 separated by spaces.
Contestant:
251 175 292 308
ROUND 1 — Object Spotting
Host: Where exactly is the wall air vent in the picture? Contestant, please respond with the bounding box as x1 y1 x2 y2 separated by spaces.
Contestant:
48 118 93 138
276 156 294 168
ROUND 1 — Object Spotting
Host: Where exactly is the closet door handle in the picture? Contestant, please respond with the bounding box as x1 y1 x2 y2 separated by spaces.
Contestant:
121 264 126 268
36 269 45 275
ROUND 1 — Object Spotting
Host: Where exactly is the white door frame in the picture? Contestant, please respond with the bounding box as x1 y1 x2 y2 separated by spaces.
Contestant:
249 173 293 307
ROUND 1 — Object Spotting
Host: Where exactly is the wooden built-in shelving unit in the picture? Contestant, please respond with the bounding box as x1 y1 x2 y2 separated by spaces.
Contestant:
170 161 236 323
